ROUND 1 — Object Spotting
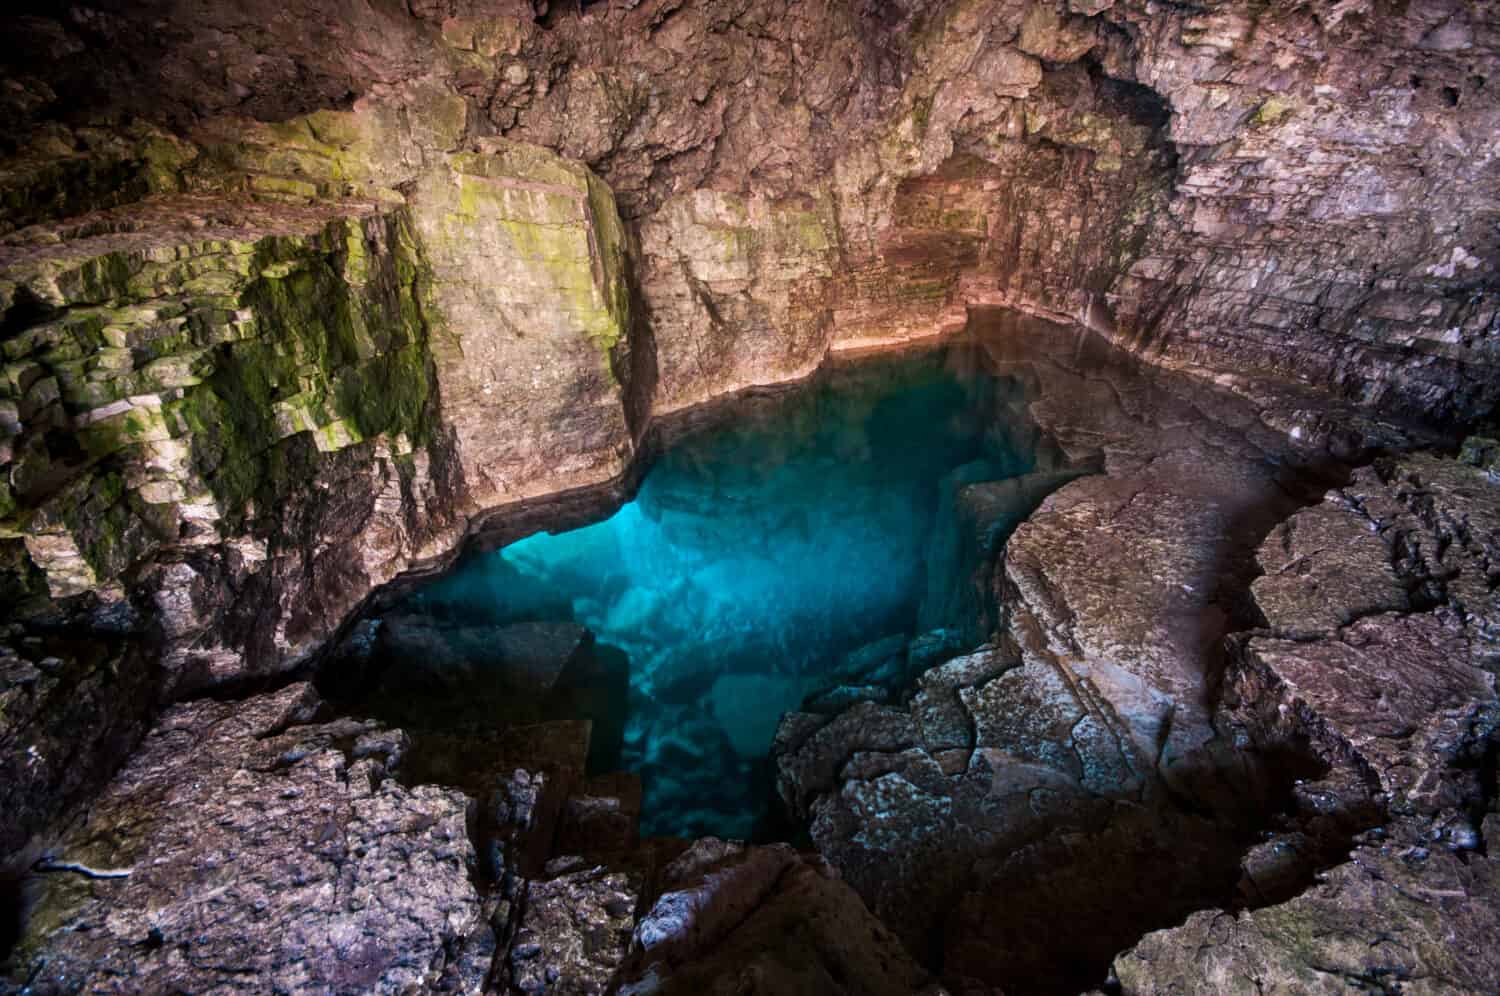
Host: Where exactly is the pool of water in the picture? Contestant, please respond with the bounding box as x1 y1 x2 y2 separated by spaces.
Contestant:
338 344 1051 839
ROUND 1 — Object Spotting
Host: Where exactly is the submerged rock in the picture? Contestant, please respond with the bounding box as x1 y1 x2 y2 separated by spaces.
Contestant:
369 615 593 716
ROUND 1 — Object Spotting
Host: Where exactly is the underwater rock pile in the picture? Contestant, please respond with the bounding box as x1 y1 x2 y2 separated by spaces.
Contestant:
336 348 1050 839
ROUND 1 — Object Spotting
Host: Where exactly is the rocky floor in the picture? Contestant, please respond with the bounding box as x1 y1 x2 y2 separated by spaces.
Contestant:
4 679 932 995
1127 448 1500 994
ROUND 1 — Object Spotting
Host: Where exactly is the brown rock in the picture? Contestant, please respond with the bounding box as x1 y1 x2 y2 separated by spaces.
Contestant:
1115 820 1500 996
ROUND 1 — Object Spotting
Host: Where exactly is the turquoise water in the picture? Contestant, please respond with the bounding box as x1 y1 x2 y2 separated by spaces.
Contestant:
370 347 1037 838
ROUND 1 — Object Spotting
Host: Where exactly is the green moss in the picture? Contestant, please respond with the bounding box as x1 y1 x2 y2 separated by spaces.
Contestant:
160 212 438 532
0 142 181 238
453 145 587 191
586 172 631 354
1459 435 1500 472
2 196 448 594
36 470 164 581
911 94 933 138
248 174 321 199
452 169 626 358
1250 95 1293 128
253 112 377 186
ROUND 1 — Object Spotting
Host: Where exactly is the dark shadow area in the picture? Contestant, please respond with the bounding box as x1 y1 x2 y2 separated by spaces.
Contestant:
941 737 1364 996
0 859 31 968
0 607 160 967
0 287 55 341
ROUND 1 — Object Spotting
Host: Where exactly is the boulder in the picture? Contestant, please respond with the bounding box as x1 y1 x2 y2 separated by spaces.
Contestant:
618 839 930 995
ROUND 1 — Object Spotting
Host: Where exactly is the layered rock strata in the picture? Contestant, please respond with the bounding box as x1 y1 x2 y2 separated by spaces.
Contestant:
2 0 1496 854
0 0 1497 990
4 0 1495 416
0 138 637 857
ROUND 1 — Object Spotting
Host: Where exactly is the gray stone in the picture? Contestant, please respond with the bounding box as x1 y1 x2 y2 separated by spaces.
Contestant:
12 684 482 994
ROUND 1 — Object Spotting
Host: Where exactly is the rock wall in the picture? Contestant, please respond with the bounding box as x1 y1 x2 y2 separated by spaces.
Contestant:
7 0 1496 421
1108 1 1500 422
0 129 640 855
0 138 641 669
3 0 1495 626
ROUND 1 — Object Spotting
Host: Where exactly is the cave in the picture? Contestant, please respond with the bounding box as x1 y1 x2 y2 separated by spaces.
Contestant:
324 343 1052 842
1 1 1498 994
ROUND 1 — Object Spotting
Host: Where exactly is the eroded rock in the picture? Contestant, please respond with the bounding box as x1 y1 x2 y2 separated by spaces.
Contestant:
1116 818 1500 996
1113 447 1500 993
619 840 930 995
11 683 483 993
772 332 1434 991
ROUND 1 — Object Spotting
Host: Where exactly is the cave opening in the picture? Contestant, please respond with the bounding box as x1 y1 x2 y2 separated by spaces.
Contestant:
321 341 1058 840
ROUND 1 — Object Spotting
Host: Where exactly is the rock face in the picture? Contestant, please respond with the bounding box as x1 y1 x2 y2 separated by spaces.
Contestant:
0 605 156 874
770 326 1299 990
769 321 1493 992
1107 447 1500 993
1 0 1496 848
1115 833 1500 996
621 838 930 995
0 132 639 856
8 681 929 994
1109 2 1500 423
10 682 484 993
5 0 1495 414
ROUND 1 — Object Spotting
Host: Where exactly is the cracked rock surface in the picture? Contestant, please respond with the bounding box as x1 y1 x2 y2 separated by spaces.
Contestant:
771 320 1487 992
1 0 1497 911
8 681 930 995
0 0 1498 988
1111 448 1500 994
9 682 482 994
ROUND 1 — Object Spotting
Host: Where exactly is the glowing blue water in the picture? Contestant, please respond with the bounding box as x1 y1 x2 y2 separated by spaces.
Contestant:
397 348 1032 838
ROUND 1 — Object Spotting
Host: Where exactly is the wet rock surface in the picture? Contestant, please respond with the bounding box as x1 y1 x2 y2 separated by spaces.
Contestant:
5 322 1497 993
619 839 930 996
